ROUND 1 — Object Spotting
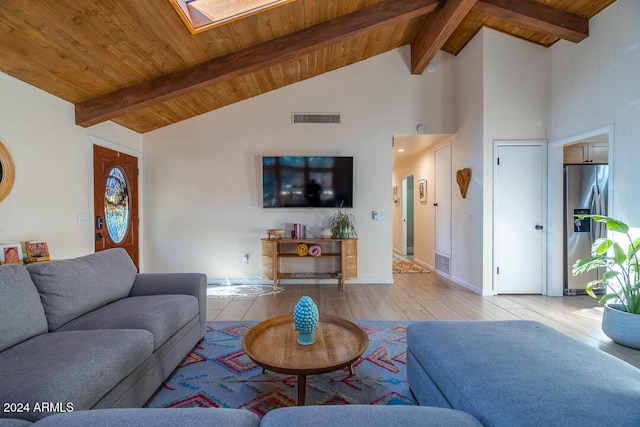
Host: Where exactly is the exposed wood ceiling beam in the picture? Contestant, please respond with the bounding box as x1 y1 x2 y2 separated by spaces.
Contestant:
75 0 440 128
474 0 589 43
411 0 478 74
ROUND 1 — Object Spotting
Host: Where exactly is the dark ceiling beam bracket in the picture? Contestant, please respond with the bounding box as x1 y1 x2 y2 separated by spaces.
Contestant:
411 0 478 74
75 0 440 128
473 0 589 44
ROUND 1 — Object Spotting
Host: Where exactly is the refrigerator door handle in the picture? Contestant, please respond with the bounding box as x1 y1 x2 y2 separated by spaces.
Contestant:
589 186 598 243
590 183 606 241
595 183 606 240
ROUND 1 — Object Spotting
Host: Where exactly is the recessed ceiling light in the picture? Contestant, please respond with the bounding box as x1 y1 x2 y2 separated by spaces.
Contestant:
398 148 405 152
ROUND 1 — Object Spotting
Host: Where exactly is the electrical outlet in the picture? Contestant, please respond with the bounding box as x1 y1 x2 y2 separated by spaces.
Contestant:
242 254 249 265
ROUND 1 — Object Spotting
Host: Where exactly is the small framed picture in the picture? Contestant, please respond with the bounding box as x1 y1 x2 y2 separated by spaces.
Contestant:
0 243 23 264
418 179 427 202
26 241 50 262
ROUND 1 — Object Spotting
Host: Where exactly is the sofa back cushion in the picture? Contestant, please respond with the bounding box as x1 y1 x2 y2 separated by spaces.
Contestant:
27 248 137 331
0 264 48 351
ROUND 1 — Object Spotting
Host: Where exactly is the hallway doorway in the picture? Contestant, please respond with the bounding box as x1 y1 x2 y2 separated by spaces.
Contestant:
392 134 454 271
402 174 415 256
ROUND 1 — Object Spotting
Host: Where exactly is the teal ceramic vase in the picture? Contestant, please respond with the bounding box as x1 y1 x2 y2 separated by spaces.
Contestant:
293 296 319 345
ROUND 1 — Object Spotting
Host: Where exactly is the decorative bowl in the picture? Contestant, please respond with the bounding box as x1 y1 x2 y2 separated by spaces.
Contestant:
320 227 333 238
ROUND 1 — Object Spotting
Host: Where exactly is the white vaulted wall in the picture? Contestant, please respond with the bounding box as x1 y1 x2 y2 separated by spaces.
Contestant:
546 0 639 295
143 47 455 283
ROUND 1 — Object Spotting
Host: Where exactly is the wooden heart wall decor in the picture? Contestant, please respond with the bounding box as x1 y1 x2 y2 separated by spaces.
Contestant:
456 168 472 199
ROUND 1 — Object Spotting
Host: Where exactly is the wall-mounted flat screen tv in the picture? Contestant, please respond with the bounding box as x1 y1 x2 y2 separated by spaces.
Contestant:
262 156 353 208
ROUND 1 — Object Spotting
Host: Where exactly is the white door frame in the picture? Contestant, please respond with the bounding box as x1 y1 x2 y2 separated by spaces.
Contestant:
547 125 615 296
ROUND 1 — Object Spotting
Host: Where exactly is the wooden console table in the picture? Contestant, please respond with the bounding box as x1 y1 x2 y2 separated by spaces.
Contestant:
261 237 357 290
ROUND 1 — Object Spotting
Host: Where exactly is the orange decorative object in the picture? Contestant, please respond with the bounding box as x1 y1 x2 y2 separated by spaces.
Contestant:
456 168 472 199
296 243 309 257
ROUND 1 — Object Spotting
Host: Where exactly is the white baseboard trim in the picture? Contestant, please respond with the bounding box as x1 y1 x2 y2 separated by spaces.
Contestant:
208 278 270 286
207 278 394 286
412 258 433 271
432 270 489 296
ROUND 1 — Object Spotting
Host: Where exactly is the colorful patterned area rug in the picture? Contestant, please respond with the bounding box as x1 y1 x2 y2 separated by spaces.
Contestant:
393 254 430 274
145 321 417 417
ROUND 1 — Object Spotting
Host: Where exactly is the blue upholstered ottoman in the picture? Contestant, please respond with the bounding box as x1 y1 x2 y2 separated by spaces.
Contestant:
407 320 640 427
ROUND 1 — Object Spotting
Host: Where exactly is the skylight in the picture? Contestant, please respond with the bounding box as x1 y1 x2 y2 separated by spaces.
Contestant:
171 0 294 34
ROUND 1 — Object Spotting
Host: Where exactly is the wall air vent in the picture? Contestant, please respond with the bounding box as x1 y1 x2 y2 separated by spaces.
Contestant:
435 253 451 276
292 113 341 125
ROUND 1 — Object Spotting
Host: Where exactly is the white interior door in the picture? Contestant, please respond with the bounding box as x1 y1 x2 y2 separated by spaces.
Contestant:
494 141 546 294
434 145 452 272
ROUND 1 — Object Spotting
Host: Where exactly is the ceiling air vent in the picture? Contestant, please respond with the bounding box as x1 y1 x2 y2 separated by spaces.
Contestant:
292 113 341 125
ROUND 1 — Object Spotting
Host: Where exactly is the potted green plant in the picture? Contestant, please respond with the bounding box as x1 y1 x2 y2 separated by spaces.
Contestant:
327 204 357 239
572 215 640 348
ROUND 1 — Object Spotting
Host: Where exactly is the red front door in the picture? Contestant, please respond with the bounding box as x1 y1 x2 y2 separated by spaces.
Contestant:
93 144 139 269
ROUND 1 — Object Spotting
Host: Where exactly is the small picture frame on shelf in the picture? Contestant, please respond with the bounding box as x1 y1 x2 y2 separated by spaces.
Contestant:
0 243 23 264
418 179 427 202
26 240 50 262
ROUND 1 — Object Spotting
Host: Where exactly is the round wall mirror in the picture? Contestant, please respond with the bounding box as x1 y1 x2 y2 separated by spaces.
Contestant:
0 140 16 203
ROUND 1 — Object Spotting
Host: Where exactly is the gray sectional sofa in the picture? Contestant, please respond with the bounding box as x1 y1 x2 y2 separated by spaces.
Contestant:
1 406 483 427
407 320 640 427
0 248 207 422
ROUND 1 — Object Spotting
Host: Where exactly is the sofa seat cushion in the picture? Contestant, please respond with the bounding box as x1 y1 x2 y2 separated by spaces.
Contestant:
261 405 483 427
57 295 198 350
407 320 640 427
0 329 153 421
0 418 32 427
31 408 260 427
0 265 48 352
27 248 137 331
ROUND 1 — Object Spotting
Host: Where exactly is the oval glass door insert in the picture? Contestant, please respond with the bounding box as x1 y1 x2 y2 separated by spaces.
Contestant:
105 167 130 243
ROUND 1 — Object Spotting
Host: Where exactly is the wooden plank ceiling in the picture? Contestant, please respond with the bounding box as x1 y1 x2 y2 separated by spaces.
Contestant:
0 0 615 133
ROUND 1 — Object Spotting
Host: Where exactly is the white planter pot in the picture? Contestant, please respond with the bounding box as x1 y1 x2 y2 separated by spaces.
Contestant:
602 303 640 349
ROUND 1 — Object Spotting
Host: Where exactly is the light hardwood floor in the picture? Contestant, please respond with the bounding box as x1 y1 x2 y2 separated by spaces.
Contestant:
206 271 640 369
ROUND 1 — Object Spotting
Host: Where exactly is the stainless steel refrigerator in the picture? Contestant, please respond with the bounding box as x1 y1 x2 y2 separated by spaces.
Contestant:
564 164 609 295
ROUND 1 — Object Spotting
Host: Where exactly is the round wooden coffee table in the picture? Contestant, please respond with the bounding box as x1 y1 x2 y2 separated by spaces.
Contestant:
242 314 369 405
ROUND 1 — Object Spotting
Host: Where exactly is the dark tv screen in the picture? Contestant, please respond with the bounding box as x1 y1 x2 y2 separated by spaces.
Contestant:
262 156 353 208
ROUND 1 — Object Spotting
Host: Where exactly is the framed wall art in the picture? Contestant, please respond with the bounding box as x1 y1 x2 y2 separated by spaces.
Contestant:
418 179 427 202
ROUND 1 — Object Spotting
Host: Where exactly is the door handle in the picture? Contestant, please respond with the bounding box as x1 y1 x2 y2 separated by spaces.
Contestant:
535 225 544 230
96 232 103 241
433 203 438 207
96 216 103 230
